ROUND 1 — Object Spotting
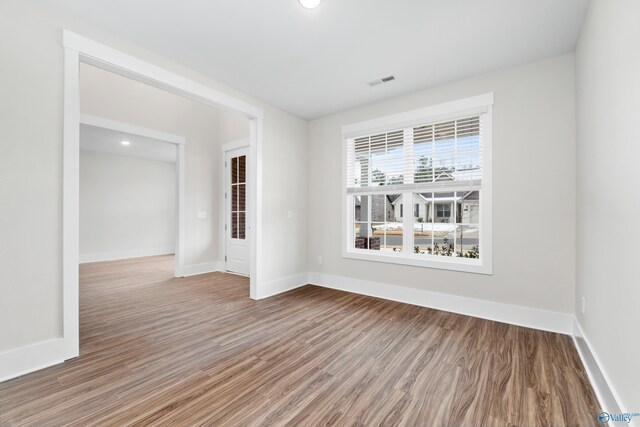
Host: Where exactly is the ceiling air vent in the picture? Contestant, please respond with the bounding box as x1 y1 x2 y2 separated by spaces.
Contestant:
368 75 396 87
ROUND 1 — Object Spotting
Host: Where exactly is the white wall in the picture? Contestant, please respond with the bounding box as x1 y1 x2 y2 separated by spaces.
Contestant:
0 0 308 354
575 0 640 413
308 54 576 315
79 150 176 262
79 62 240 268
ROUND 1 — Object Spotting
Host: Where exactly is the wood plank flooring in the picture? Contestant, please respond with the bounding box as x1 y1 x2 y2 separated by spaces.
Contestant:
0 255 601 426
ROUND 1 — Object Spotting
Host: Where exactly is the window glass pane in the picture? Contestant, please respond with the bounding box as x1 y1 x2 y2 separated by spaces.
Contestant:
232 212 238 239
354 195 369 222
354 154 369 188
354 196 361 222
434 191 454 223
412 190 479 258
231 157 238 184
370 134 386 185
433 120 456 178
414 153 434 183
386 135 404 185
413 192 431 255
457 190 479 224
353 193 402 252
388 194 401 222
232 185 238 211
353 131 405 187
238 212 246 240
456 225 479 258
238 155 246 183
414 125 434 183
354 223 368 248
381 221 403 252
414 220 431 255
414 192 432 224
370 222 384 250
433 225 455 257
238 184 246 211
371 194 386 222
456 117 481 181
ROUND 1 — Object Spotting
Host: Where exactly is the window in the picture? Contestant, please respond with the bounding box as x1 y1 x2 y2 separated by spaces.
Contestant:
342 94 493 274
436 203 451 220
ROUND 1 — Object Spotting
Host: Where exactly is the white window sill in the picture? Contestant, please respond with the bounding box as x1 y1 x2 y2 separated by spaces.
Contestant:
343 249 492 275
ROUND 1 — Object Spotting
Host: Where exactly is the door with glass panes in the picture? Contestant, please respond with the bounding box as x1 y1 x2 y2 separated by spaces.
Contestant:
225 147 249 275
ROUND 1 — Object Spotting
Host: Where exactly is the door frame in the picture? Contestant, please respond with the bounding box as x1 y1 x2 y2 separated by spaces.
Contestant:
79 114 186 276
221 140 250 275
62 30 264 361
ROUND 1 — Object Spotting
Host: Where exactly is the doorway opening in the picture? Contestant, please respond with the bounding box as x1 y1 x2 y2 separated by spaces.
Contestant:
62 30 264 361
79 114 185 277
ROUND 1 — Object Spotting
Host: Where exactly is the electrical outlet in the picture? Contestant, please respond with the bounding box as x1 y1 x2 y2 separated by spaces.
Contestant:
317 255 323 264
581 297 586 315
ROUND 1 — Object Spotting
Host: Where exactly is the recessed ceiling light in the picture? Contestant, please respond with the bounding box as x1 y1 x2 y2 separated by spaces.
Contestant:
121 140 131 146
299 0 321 9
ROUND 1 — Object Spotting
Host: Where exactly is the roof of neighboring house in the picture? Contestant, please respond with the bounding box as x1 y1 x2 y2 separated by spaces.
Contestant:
391 193 431 205
353 194 397 207
357 190 479 207
459 190 480 201
391 190 480 205
434 171 455 181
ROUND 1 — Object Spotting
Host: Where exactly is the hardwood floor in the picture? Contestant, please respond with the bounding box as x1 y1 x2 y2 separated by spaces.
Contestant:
0 255 600 426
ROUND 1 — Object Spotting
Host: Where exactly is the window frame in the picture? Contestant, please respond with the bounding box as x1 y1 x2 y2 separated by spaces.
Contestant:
341 93 493 275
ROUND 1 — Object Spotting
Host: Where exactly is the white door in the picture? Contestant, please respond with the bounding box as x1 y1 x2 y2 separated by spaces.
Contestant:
225 147 249 275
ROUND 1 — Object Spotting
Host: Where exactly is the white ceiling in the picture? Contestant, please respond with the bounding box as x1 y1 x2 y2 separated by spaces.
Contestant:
80 124 177 163
45 0 589 119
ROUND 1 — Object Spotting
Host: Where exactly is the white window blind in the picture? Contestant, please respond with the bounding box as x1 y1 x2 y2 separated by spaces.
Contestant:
346 115 482 194
347 129 405 190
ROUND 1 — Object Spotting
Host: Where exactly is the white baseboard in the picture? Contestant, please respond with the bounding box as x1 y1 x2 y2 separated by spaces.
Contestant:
79 247 175 263
308 272 573 334
179 261 225 277
572 318 632 423
0 338 68 383
257 272 309 299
